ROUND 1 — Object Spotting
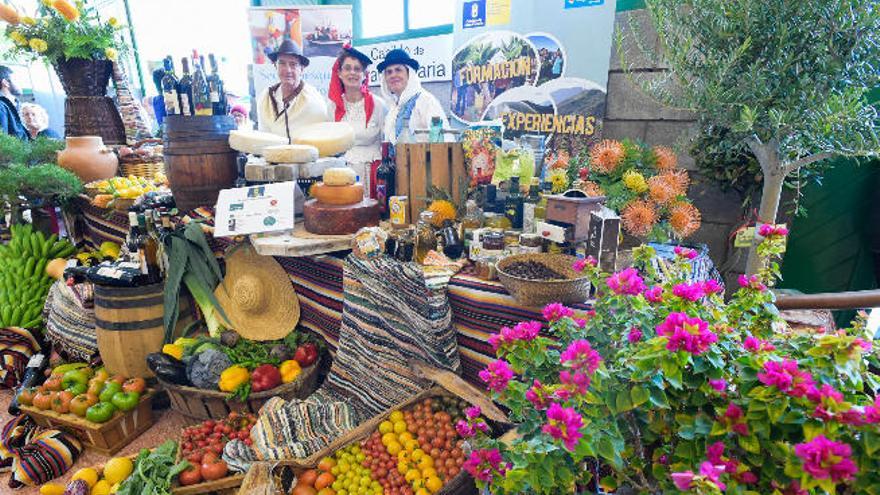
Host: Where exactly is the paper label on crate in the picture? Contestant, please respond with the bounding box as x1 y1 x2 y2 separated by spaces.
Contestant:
214 182 296 237
734 227 756 248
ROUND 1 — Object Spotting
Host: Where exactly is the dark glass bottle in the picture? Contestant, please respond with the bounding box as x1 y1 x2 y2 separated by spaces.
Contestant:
208 54 226 115
504 176 524 229
161 57 180 115
191 51 211 116
522 177 541 233
375 143 396 219
177 57 194 116
138 213 161 284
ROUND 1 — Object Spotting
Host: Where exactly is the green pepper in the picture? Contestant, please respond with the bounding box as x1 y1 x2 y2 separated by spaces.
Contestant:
99 382 122 403
85 401 116 423
111 391 140 411
61 369 89 390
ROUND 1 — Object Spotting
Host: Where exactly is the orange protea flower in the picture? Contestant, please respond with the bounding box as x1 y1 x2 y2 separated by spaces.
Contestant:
0 4 20 25
658 170 690 195
427 199 457 227
621 200 658 238
647 176 677 205
589 139 625 174
52 0 80 21
669 202 702 239
652 145 678 171
579 180 605 197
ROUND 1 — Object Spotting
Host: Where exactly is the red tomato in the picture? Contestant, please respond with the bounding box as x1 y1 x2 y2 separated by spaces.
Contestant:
179 465 202 486
201 458 228 481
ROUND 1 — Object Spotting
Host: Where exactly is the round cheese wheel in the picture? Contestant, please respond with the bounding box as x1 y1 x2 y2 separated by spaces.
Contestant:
303 198 380 235
322 167 357 186
311 182 364 205
292 122 355 157
228 130 287 155
263 144 319 164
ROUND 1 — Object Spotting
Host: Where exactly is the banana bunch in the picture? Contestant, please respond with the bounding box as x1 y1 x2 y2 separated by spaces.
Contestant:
0 223 75 328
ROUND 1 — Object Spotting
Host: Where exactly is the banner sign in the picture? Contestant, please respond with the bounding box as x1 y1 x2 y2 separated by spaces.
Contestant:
454 0 616 164
247 6 353 98
360 34 454 86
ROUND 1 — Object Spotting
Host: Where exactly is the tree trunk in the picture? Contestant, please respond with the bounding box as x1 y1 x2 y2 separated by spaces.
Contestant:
745 140 784 275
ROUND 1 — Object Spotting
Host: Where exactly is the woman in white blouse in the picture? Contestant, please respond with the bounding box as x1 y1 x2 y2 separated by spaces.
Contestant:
326 44 387 191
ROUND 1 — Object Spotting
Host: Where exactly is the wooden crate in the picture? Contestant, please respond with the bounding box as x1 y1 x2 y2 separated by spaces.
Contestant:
395 143 467 226
20 391 155 455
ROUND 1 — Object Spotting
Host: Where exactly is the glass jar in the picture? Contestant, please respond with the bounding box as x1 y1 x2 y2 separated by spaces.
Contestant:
481 230 505 252
414 211 436 264
504 230 521 250
484 212 511 230
520 233 543 253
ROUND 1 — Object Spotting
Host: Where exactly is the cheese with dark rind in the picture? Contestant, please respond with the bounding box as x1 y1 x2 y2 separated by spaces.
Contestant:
303 198 380 235
311 182 364 205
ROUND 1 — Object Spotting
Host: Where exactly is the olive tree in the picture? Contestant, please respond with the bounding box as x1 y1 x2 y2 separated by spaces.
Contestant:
622 0 880 274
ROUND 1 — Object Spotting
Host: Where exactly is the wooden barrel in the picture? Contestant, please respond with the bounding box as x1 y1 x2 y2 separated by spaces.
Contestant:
163 115 238 212
94 283 193 378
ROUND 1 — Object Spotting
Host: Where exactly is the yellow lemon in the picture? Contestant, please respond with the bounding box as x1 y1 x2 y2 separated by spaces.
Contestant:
389 411 404 422
386 441 402 456
91 480 112 495
378 421 393 434
102 456 133 485
72 467 99 488
39 484 66 495
393 421 408 434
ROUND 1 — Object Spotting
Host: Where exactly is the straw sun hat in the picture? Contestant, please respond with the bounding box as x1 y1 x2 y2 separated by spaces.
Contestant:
214 243 299 341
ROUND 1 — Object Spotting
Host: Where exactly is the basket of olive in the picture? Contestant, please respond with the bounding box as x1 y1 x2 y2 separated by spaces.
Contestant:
495 253 591 307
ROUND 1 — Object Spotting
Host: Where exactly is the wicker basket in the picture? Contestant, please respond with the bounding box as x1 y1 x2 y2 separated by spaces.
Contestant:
159 358 322 420
121 161 165 180
495 253 592 307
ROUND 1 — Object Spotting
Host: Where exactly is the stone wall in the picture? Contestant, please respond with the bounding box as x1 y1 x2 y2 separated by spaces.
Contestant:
603 9 749 287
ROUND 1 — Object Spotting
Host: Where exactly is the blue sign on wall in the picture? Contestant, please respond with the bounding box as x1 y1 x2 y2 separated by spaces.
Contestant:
565 0 604 8
462 0 487 29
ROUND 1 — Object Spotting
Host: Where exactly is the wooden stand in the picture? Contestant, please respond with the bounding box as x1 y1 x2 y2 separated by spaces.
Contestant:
20 391 155 455
395 143 467 226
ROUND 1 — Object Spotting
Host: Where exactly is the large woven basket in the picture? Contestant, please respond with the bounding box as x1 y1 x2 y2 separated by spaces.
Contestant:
158 358 322 420
121 161 165 180
496 253 591 307
54 58 112 96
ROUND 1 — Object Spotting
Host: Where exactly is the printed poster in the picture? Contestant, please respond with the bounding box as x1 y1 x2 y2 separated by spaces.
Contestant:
454 0 616 171
247 6 353 99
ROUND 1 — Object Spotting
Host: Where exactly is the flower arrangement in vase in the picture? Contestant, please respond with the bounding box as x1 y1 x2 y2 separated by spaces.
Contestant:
462 229 880 494
562 139 702 242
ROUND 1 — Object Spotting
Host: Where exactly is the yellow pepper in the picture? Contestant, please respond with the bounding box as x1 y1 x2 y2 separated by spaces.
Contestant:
162 344 183 360
219 365 250 392
279 360 302 383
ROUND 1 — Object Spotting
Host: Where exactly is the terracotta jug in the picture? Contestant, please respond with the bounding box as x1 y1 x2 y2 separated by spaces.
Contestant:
57 136 118 183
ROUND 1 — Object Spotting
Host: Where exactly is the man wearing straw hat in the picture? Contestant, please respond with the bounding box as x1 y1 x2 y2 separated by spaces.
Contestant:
256 39 328 143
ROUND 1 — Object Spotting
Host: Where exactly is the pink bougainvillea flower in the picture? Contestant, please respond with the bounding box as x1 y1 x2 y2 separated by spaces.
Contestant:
462 448 510 482
758 224 789 237
671 471 695 491
702 279 723 295
526 379 551 411
709 378 727 392
644 285 664 303
758 359 815 398
737 274 767 291
542 402 584 451
674 246 699 259
478 360 514 393
794 435 858 483
807 384 843 405
853 338 873 352
864 396 880 424
722 402 749 436
572 256 597 272
606 267 647 295
490 321 543 350
656 313 718 355
672 282 705 302
542 302 575 322
628 327 643 343
699 462 727 491
456 420 476 438
560 339 603 374
743 336 776 353
574 318 588 328
466 406 481 419
558 370 591 396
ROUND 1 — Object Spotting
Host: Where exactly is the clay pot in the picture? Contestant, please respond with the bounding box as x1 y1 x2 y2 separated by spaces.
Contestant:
57 136 118 183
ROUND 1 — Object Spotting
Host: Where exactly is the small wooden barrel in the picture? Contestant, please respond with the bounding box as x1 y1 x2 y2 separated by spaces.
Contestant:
94 282 192 378
163 115 238 212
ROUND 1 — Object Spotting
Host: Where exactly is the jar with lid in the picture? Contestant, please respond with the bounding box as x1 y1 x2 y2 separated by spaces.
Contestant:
481 230 505 253
520 233 543 253
504 230 521 250
484 212 511 230
414 211 437 263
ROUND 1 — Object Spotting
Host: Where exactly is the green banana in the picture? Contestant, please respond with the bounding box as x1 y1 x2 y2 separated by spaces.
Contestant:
34 258 47 278
54 243 75 259
9 307 21 326
52 362 89 375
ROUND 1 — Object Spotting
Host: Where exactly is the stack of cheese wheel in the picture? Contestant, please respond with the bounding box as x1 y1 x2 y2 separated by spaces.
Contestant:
263 144 319 164
291 122 356 157
303 167 379 235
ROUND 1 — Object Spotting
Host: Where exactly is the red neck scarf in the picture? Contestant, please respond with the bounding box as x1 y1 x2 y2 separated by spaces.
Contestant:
328 56 374 125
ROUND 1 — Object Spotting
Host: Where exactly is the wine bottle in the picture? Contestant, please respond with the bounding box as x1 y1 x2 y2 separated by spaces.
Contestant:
522 177 541 234
504 176 523 229
161 57 180 115
191 51 212 116
7 354 47 415
375 143 396 219
177 57 194 116
208 53 226 115
138 213 161 284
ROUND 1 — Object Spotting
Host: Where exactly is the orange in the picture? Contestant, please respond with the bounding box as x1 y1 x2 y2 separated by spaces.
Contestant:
299 469 319 487
315 472 336 490
317 457 337 472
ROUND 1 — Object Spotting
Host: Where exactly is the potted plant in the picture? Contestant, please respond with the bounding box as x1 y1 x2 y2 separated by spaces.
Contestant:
617 0 880 275
1 0 128 142
462 232 880 494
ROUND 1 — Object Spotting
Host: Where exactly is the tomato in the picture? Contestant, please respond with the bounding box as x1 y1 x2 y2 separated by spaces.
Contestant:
92 368 110 382
111 391 141 412
122 377 146 394
244 438 253 446
70 394 93 417
17 387 37 406
178 465 202 486
314 472 335 490
108 374 126 385
187 453 202 464
200 458 228 481
85 402 116 423
98 382 122 403
298 469 319 487
291 486 317 495
51 391 74 414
